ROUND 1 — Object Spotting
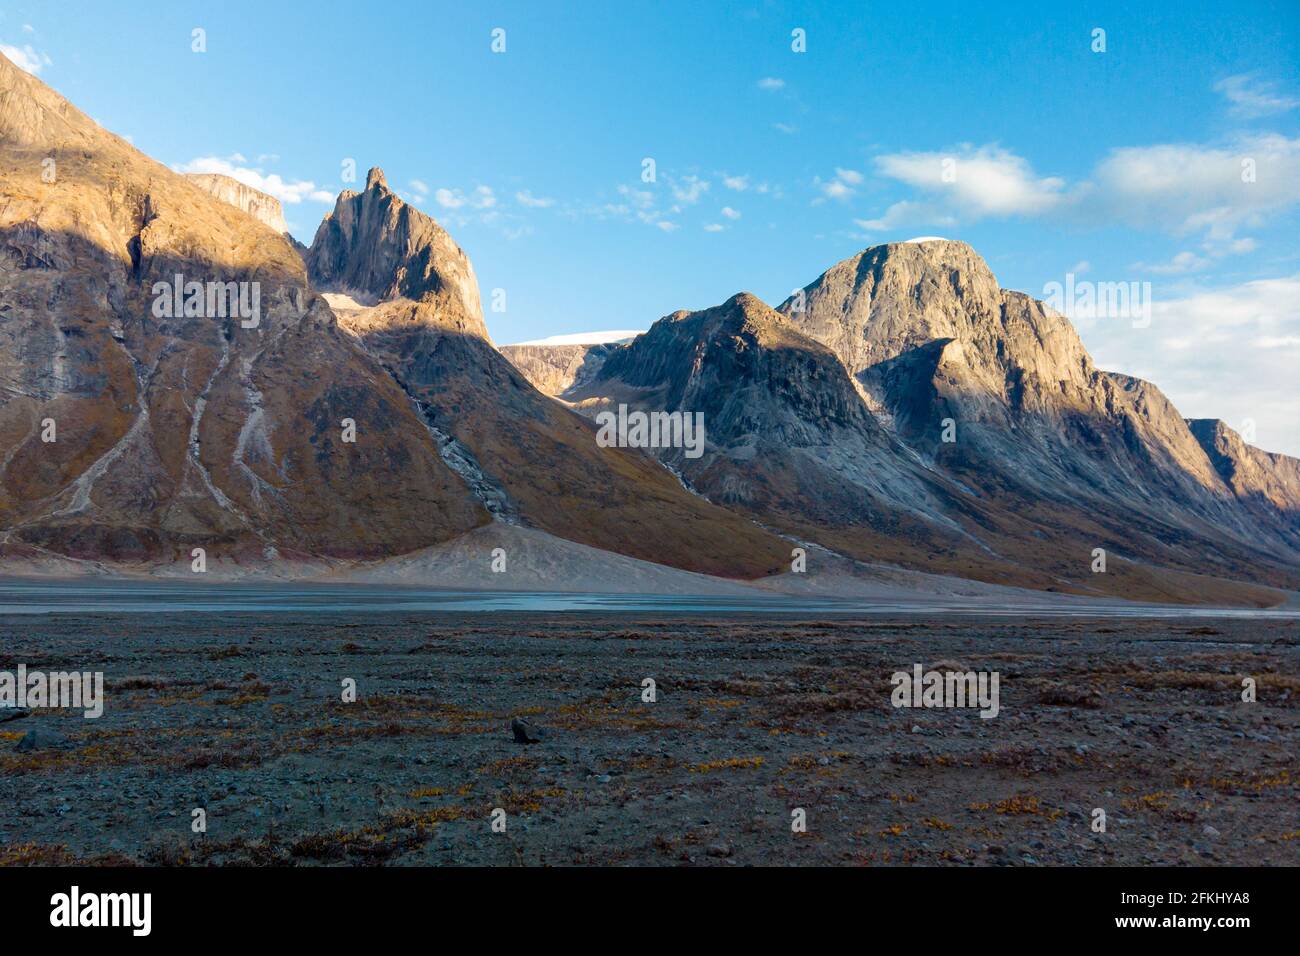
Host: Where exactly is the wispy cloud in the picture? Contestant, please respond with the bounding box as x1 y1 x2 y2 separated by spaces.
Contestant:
435 185 496 210
1 41 51 75
1092 274 1300 456
813 168 863 203
669 174 709 205
757 77 785 91
516 189 555 208
1214 74 1300 118
175 155 334 203
868 145 1064 222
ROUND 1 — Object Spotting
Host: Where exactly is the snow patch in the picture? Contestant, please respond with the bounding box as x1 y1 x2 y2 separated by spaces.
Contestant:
508 330 643 347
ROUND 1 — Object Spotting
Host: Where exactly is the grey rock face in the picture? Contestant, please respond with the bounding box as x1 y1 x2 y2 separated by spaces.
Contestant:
774 239 1300 589
497 342 624 397
307 168 487 339
184 173 289 234
15 727 70 752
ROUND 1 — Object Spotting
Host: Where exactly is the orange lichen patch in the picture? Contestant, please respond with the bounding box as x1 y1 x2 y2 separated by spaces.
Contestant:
1121 671 1300 692
699 698 742 709
780 751 853 775
969 795 1063 819
1206 769 1293 794
922 817 955 831
689 756 764 773
219 693 268 707
1121 791 1173 812
620 755 680 772
878 823 909 837
0 842 77 865
477 755 537 778
407 787 447 799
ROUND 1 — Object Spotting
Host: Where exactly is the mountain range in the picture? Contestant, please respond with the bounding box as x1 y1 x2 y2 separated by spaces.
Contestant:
1 50 1296 605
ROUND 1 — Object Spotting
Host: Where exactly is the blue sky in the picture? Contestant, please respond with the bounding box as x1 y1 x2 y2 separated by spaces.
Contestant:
3 0 1299 453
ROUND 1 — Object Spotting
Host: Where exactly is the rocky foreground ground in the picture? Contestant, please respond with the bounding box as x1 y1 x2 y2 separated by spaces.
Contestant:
0 613 1296 866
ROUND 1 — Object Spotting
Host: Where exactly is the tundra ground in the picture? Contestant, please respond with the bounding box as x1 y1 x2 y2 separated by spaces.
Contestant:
0 613 1295 866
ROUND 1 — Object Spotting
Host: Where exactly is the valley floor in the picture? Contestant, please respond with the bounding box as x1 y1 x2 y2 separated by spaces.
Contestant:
0 613 1296 866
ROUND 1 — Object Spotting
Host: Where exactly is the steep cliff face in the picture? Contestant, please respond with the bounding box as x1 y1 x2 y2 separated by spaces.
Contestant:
1188 418 1300 515
307 168 487 338
306 178 790 579
0 51 487 564
184 173 288 234
776 239 1300 585
564 293 1014 577
563 254 1297 601
497 341 625 397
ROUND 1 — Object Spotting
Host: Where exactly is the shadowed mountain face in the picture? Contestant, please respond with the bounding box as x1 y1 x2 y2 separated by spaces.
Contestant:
566 258 1300 603
771 240 1300 589
4 50 1297 602
0 52 488 563
306 175 790 579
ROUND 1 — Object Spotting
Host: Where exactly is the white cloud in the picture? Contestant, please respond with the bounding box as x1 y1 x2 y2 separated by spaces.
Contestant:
409 178 429 197
434 188 463 208
773 122 797 135
721 206 741 220
703 223 725 232
855 203 958 231
670 175 709 204
1 42 51 75
175 155 333 204
1214 74 1300 118
814 168 863 203
1090 275 1300 457
617 184 655 209
1088 134 1300 249
435 185 496 210
722 174 749 191
1132 250 1209 275
859 134 1300 254
656 220 679 232
872 145 1065 219
516 189 555 208
757 77 785 91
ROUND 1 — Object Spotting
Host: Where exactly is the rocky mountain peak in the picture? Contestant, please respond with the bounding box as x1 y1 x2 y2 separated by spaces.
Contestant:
306 175 486 338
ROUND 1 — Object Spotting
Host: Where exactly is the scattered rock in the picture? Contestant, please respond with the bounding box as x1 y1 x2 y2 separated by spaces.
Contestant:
511 717 546 744
14 728 70 752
